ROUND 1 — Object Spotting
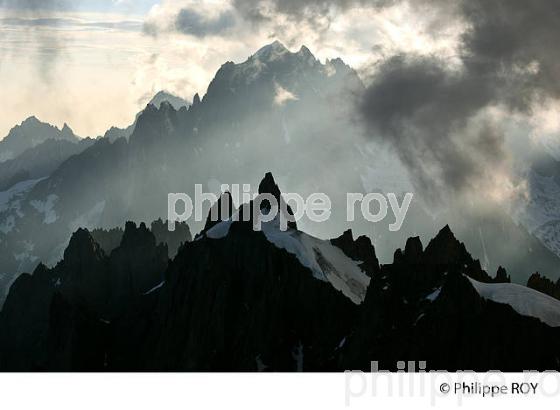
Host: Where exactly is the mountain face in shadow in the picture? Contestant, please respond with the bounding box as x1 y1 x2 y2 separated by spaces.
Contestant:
1 41 560 307
0 220 190 371
0 138 95 191
0 117 79 163
102 90 190 142
91 218 192 258
1 173 559 372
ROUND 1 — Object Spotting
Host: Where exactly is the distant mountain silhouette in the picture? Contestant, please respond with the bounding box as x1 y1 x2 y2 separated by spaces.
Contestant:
102 90 189 142
0 117 79 162
149 91 189 110
0 138 95 191
528 272 560 301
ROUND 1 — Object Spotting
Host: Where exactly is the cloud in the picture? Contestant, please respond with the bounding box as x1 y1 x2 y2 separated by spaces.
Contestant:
0 17 143 31
274 83 298 106
359 54 498 200
0 0 73 83
144 1 239 38
174 8 236 37
0 0 68 11
355 0 560 204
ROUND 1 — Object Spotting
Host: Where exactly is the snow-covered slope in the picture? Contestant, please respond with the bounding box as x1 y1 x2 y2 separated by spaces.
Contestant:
0 178 44 215
206 216 370 304
512 165 560 257
468 277 560 327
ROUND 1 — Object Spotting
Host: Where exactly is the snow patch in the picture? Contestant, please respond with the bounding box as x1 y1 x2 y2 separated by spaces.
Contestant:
337 337 347 349
0 178 44 214
0 215 15 234
143 280 165 295
30 194 59 224
206 219 233 239
468 277 560 327
414 313 425 326
274 83 298 106
426 287 441 302
205 215 370 304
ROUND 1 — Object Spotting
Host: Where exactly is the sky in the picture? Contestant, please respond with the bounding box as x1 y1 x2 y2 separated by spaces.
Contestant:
0 0 462 138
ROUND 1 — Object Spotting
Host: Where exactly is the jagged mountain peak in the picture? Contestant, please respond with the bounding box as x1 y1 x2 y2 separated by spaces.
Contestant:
63 228 105 267
298 45 312 55
192 92 201 106
256 172 296 228
252 41 317 63
254 40 289 58
404 236 423 262
120 221 156 249
331 229 380 277
425 224 461 254
1 115 79 162
204 191 236 232
21 115 41 125
149 90 189 110
258 172 282 202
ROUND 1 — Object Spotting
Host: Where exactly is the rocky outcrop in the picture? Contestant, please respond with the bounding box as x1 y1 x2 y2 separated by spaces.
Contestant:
339 226 559 371
0 116 79 162
142 221 358 371
91 219 191 258
203 191 236 232
258 172 297 229
0 222 174 371
528 272 560 300
331 229 380 277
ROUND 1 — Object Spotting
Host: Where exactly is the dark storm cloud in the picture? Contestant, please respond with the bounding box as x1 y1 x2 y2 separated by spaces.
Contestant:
359 54 502 199
144 7 236 38
460 0 560 107
359 0 560 200
174 8 236 37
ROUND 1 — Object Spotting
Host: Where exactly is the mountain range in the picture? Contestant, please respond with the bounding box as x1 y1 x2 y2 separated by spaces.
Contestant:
1 173 559 371
0 117 79 162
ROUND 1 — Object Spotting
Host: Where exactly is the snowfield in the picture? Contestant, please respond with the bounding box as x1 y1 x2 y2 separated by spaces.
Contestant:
468 277 560 327
512 170 560 257
30 194 59 224
206 215 370 304
0 178 44 213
